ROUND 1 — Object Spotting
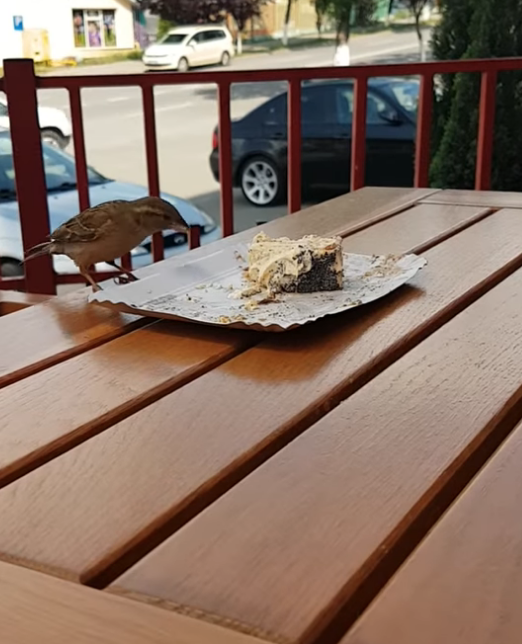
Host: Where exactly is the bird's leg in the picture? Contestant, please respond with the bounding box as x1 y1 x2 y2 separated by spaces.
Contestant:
80 268 102 292
106 260 139 284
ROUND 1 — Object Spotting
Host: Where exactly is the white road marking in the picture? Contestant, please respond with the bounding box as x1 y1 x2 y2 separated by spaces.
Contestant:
155 102 192 112
123 101 193 118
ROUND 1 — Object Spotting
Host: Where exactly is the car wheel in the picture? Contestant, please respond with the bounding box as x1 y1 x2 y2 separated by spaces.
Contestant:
1 259 23 278
240 156 283 207
221 51 231 67
178 57 189 73
41 129 68 149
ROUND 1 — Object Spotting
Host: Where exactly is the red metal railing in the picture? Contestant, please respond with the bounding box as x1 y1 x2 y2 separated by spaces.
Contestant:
1 56 521 294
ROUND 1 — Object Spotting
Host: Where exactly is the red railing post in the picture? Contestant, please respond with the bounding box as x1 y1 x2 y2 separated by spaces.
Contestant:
218 82 234 238
142 85 165 260
351 76 368 192
189 226 201 250
288 78 302 213
414 73 434 188
475 70 497 190
3 59 55 295
68 87 90 212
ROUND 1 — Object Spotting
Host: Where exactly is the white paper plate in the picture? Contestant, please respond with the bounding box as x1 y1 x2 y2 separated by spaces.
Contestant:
90 243 427 332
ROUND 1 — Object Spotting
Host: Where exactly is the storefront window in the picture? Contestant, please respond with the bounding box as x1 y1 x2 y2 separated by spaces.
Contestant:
72 9 117 48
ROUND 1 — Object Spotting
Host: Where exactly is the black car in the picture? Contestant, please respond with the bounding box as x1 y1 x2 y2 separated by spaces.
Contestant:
209 78 419 207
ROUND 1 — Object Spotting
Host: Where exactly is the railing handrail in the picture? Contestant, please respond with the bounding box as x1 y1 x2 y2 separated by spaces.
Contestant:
32 56 522 89
1 55 520 294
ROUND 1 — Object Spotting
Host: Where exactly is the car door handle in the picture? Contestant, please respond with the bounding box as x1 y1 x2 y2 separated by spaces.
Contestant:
273 132 285 139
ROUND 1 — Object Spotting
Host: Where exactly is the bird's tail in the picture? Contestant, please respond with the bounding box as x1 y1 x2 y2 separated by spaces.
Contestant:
24 242 53 262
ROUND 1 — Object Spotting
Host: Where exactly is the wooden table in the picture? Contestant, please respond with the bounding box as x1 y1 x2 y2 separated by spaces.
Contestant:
2 186 522 644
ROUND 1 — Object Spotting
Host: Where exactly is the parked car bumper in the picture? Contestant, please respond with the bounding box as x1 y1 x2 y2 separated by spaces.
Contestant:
142 57 178 69
210 150 220 182
209 150 240 186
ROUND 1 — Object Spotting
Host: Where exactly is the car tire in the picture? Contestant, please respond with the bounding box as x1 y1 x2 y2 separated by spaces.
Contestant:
41 128 68 149
221 51 231 67
240 156 284 208
1 259 23 278
178 57 189 73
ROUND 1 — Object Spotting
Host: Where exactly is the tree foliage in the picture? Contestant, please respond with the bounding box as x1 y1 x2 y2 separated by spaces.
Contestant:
138 0 267 28
314 0 377 40
430 0 522 190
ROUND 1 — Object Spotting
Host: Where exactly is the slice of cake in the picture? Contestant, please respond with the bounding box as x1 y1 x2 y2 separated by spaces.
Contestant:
246 232 344 295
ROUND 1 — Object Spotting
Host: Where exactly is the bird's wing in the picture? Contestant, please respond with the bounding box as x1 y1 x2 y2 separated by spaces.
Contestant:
50 201 128 244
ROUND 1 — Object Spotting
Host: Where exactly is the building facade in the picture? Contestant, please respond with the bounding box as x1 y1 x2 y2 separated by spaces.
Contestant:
0 0 138 64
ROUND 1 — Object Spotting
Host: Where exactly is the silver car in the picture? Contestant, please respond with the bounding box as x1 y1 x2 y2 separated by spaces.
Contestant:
0 131 220 278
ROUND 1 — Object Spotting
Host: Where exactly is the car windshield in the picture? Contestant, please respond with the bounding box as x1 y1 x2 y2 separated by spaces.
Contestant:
0 135 109 199
160 33 187 44
386 81 419 115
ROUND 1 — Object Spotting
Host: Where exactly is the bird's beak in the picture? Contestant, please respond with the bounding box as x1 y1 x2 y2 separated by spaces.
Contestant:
170 222 190 233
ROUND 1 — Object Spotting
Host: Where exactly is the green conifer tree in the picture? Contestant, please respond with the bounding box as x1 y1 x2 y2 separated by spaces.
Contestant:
430 0 522 190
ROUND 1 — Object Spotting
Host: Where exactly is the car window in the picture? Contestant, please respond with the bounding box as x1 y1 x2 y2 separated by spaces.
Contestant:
335 86 354 125
0 102 7 117
161 33 187 45
335 86 399 125
261 94 287 125
301 86 335 124
190 32 206 44
0 135 106 197
203 30 225 41
386 81 419 114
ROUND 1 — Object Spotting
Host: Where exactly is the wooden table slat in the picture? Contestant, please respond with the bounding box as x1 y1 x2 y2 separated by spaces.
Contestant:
0 291 145 389
421 188 522 208
113 261 522 644
0 561 265 644
0 321 256 488
0 187 433 390
0 207 519 586
342 419 522 644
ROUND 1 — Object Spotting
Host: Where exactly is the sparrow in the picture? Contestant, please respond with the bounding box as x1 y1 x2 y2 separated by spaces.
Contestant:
24 196 190 291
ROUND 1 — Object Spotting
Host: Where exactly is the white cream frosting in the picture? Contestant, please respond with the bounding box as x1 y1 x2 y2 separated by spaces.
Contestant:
245 232 343 295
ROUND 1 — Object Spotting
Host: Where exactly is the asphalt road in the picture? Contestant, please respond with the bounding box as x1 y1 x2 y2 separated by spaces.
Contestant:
38 29 429 232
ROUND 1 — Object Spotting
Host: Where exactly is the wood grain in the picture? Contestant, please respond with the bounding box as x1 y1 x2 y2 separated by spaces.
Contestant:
422 188 522 208
342 419 522 644
0 206 515 586
113 263 522 644
0 188 432 388
0 561 266 644
0 290 55 315
0 321 256 487
0 290 145 389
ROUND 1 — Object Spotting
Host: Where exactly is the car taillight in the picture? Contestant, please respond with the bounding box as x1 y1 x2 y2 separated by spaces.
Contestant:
212 130 218 149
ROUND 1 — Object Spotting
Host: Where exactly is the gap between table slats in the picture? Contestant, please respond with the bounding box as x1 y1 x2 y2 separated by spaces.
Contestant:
112 260 522 644
0 560 268 644
0 188 434 390
420 188 522 209
341 418 522 644
0 205 514 590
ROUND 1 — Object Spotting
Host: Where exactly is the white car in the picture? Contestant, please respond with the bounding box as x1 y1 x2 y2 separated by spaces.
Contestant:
0 93 72 149
142 25 235 72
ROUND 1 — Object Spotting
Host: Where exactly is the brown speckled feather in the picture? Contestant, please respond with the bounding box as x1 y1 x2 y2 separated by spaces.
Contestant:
49 200 129 245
